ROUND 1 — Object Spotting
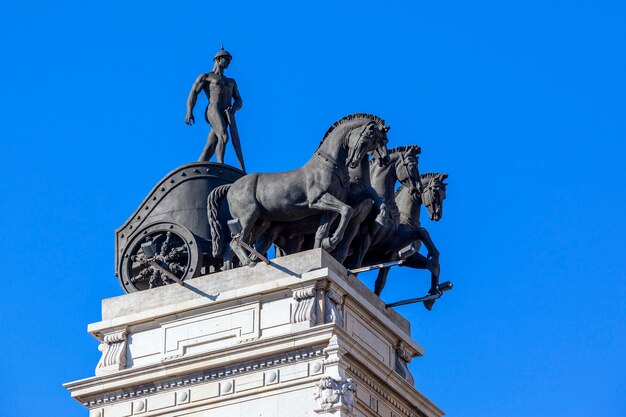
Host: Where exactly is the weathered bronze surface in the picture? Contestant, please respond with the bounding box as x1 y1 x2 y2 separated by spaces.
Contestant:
115 162 244 293
115 50 450 307
185 47 246 172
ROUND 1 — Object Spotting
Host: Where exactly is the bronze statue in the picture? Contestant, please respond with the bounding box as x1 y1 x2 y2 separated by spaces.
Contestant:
208 114 390 266
357 173 448 308
248 144 393 263
185 47 246 173
115 50 453 307
263 145 420 263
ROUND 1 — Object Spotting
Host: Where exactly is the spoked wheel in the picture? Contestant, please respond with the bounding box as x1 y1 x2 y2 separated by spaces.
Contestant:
119 222 201 293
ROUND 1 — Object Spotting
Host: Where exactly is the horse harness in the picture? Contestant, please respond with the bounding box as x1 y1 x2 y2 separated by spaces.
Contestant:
314 150 350 187
399 151 421 197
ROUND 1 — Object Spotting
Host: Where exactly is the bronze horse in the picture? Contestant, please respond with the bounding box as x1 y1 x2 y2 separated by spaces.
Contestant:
332 145 422 262
208 113 390 266
265 145 420 262
356 172 448 308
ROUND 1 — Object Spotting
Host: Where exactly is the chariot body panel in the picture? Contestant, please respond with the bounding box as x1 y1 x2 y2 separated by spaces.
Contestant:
115 162 244 293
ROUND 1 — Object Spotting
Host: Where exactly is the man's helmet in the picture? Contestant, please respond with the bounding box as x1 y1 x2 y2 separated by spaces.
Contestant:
213 45 232 61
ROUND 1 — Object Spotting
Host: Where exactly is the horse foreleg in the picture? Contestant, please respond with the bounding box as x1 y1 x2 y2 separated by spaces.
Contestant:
413 226 440 261
309 194 353 252
402 252 440 295
374 266 390 296
334 201 371 264
348 225 372 269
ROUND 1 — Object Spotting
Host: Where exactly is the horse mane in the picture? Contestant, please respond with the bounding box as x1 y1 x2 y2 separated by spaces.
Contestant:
389 145 421 156
370 145 421 166
395 172 448 197
421 172 448 181
316 113 386 150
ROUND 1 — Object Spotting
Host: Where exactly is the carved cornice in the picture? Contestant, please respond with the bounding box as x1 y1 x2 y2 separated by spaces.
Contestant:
84 346 325 407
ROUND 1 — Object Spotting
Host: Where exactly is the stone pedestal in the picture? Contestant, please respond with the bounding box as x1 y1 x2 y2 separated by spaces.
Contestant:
64 249 444 417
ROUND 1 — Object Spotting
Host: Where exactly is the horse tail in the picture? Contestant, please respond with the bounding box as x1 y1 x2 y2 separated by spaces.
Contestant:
207 184 232 258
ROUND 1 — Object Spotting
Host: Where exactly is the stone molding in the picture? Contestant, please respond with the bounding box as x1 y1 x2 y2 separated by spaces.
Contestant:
160 301 261 362
325 289 344 327
292 287 318 325
395 342 416 385
66 250 443 417
313 376 357 414
348 364 415 417
95 328 127 376
84 346 325 407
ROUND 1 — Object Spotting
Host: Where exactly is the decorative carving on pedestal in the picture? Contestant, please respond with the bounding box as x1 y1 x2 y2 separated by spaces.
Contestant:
394 342 415 385
315 334 358 414
95 328 127 376
314 376 357 414
322 334 344 369
325 289 344 327
292 287 317 325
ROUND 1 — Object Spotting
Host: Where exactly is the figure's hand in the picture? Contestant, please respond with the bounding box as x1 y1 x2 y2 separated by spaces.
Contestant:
225 106 234 115
185 113 195 126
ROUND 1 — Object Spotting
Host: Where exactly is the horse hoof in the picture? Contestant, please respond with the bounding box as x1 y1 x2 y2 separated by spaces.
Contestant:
423 299 435 311
321 238 334 252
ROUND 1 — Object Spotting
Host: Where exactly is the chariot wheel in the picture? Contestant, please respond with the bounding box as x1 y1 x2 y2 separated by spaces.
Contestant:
119 222 202 293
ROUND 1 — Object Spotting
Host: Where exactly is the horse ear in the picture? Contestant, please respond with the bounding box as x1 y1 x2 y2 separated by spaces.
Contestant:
441 173 449 180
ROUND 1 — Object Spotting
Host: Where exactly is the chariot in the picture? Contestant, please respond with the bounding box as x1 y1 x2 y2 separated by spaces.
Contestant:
114 162 245 293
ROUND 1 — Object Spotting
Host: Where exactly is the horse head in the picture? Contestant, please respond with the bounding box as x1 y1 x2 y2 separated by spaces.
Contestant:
346 117 390 169
420 173 448 221
392 145 422 195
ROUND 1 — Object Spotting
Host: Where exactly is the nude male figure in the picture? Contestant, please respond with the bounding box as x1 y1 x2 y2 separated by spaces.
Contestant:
185 47 245 173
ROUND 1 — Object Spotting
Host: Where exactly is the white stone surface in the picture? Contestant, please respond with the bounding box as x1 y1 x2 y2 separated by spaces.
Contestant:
65 249 443 417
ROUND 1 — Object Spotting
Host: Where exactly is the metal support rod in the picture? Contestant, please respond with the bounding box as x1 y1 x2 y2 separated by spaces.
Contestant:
149 259 185 286
385 281 453 308
347 259 404 275
385 292 441 308
233 236 271 265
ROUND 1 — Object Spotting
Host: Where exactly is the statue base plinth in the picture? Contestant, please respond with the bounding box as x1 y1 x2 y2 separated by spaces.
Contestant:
64 249 443 417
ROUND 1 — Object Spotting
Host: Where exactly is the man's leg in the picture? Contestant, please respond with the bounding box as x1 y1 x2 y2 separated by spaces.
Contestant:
199 130 219 161
207 113 229 164
215 131 229 163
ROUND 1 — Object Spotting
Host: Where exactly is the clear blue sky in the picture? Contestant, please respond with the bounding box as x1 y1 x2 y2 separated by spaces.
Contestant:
1 1 624 416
